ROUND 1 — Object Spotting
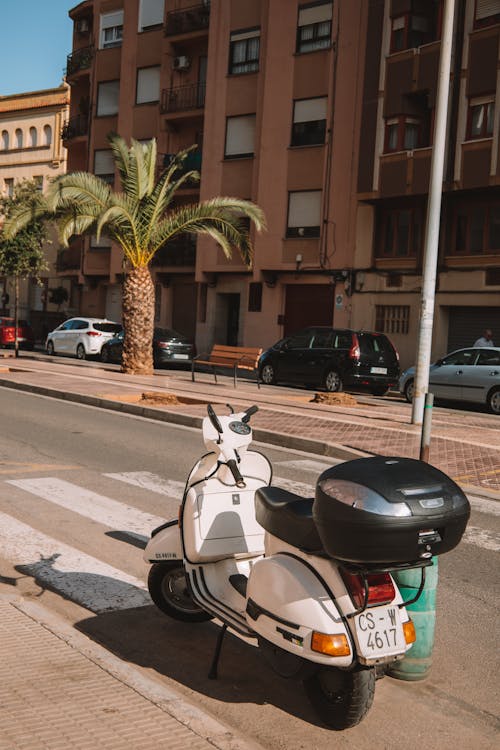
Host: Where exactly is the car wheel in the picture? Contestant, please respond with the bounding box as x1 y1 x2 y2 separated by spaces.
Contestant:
324 370 343 393
76 343 86 360
100 347 109 363
260 363 276 385
46 341 55 356
487 387 500 415
404 379 415 403
371 386 389 397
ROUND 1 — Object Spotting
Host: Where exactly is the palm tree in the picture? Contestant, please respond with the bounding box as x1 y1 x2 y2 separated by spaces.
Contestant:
3 134 265 374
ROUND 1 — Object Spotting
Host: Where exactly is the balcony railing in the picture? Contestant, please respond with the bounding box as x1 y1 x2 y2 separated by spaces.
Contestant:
61 114 89 141
56 246 82 272
161 82 206 114
151 236 197 267
165 2 210 35
66 45 93 76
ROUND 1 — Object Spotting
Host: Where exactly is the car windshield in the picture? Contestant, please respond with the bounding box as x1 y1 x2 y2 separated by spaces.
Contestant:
93 323 122 333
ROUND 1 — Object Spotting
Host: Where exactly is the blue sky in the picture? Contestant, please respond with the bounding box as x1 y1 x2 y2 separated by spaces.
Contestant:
0 1 73 96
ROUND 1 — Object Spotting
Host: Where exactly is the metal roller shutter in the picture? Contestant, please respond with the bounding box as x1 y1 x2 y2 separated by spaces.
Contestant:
447 307 500 351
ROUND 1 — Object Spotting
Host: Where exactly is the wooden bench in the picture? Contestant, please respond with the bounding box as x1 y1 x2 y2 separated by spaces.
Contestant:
191 344 263 387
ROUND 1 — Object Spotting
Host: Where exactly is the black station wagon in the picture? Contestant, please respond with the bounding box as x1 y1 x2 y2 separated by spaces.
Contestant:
258 327 400 395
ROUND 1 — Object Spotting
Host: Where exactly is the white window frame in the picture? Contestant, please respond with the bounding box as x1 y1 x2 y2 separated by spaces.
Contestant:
138 0 164 31
136 66 161 104
287 190 322 237
225 114 256 158
100 10 124 49
97 80 120 116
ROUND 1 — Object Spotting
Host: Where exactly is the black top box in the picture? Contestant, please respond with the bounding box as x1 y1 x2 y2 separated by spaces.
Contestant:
313 457 470 566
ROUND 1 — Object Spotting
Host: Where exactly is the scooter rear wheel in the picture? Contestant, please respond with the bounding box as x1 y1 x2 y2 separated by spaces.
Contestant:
148 562 213 622
303 665 375 730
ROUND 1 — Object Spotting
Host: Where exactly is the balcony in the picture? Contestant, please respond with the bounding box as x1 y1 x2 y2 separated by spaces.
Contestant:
165 2 210 36
61 114 89 141
151 236 197 267
56 246 82 272
66 45 93 77
161 82 206 114
163 149 202 184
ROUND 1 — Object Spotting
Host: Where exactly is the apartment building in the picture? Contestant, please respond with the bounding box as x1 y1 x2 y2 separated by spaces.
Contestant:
62 0 500 366
0 84 70 339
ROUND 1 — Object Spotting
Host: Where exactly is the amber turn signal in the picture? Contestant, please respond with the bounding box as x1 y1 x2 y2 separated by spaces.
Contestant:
403 619 417 644
311 631 351 657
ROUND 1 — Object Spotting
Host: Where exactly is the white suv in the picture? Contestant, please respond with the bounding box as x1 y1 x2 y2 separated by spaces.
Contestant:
46 318 122 360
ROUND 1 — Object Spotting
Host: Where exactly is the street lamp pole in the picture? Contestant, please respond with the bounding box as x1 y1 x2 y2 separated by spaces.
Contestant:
411 0 456 425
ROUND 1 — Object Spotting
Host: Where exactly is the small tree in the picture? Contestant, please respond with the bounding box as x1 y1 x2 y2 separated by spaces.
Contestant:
49 285 69 312
0 181 48 357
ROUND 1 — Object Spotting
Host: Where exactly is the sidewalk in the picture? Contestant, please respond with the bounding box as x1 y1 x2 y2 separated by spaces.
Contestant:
0 594 263 750
1 352 499 496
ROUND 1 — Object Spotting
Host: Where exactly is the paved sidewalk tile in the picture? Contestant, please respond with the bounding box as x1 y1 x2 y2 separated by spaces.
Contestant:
0 600 216 750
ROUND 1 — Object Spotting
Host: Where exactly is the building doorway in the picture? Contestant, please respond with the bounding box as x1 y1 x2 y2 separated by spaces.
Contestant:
284 284 334 336
215 293 240 345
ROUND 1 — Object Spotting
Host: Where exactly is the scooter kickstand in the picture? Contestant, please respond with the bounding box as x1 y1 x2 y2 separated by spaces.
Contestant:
208 623 227 680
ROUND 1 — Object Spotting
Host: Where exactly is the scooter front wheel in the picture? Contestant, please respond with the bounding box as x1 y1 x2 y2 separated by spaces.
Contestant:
303 665 375 730
148 562 213 623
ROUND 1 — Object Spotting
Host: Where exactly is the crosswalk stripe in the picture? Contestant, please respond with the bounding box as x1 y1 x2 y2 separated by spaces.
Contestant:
0 510 150 613
467 495 500 518
7 477 165 536
104 471 185 498
274 459 339 473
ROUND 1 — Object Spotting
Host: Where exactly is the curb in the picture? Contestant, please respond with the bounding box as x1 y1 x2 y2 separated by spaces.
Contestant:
0 592 265 750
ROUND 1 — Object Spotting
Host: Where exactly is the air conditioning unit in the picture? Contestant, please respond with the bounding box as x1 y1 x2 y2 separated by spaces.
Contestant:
173 55 191 71
76 18 90 33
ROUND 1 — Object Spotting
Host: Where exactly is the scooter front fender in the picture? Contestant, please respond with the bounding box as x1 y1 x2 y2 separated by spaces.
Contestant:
143 520 182 563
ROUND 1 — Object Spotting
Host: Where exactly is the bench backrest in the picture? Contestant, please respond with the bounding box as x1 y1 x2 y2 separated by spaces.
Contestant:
209 344 262 368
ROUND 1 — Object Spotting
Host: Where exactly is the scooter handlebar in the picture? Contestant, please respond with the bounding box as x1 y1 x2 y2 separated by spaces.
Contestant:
226 459 246 488
242 405 258 423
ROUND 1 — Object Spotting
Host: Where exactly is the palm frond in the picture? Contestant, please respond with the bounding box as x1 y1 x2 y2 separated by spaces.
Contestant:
107 133 133 189
2 194 51 239
46 172 112 212
57 211 99 246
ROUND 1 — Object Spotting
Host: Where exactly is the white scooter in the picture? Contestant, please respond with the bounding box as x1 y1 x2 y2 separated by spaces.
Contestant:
144 403 470 730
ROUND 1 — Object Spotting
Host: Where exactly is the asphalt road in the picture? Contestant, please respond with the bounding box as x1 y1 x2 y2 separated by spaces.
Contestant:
0 388 498 749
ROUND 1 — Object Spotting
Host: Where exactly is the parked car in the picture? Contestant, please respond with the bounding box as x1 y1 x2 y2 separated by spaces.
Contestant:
399 346 500 414
0 317 35 350
258 327 400 395
100 327 195 368
46 317 122 360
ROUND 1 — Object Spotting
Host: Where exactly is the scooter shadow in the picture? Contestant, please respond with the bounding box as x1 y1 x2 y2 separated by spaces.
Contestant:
76 604 325 727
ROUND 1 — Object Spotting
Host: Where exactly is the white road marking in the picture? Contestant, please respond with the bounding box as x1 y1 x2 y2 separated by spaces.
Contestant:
105 471 184 498
7 477 165 536
274 459 338 474
463 526 500 553
467 495 500 518
272 477 316 497
0 510 150 612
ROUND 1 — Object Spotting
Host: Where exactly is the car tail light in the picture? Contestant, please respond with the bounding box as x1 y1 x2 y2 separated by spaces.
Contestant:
341 569 395 608
157 342 171 349
348 335 360 361
86 331 100 337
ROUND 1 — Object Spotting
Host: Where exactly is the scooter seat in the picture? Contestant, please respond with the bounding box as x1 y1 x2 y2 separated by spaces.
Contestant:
255 486 324 553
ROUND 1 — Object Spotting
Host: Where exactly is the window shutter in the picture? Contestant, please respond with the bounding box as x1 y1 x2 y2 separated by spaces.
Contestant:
94 149 114 175
288 191 321 227
476 0 500 19
139 0 164 30
298 3 332 26
225 115 256 156
97 81 120 116
294 97 327 123
230 28 260 42
136 67 160 104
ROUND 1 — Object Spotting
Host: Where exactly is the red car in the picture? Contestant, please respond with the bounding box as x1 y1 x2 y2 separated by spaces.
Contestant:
0 317 35 350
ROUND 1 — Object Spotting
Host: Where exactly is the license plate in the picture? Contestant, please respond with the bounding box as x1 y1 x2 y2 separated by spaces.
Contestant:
370 366 387 374
353 606 406 659
173 353 189 359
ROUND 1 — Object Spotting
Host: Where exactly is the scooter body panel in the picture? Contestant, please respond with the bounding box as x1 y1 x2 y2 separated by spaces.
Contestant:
143 521 182 563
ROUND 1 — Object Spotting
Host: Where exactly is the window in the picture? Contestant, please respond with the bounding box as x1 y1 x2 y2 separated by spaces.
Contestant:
379 206 423 258
33 176 43 191
229 28 260 74
291 97 327 146
139 0 164 31
477 349 500 365
287 190 322 238
442 349 477 366
390 3 440 52
94 149 115 184
375 305 410 335
288 330 313 349
385 114 427 152
90 233 112 248
4 178 14 197
29 127 37 147
475 0 500 27
97 80 120 116
452 203 500 255
468 98 494 139
296 2 332 54
136 66 160 104
15 129 23 149
225 115 256 158
100 11 123 49
1 131 8 150
43 125 52 146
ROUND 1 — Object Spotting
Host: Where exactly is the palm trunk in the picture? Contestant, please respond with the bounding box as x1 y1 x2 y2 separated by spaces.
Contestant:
121 265 155 375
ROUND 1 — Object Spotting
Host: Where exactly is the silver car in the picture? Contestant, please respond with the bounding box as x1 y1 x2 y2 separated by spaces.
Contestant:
399 347 500 414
